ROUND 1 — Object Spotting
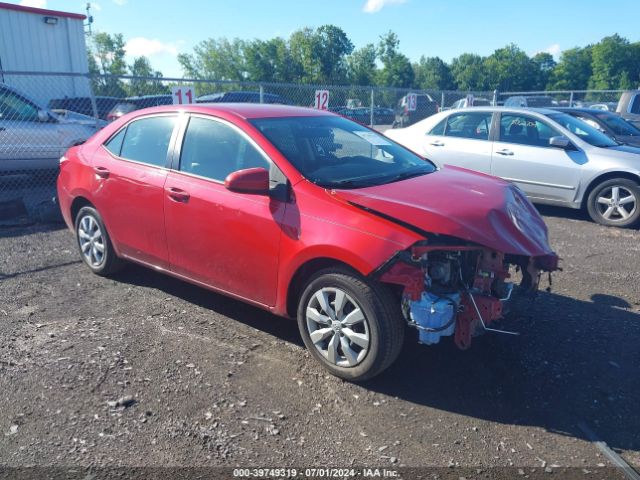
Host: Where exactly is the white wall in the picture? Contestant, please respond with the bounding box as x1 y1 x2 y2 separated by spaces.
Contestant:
0 7 91 106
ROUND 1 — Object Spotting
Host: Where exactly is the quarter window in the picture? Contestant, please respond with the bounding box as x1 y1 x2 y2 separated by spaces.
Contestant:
179 117 270 182
119 116 176 167
443 112 492 140
104 128 126 156
500 114 558 147
429 118 446 136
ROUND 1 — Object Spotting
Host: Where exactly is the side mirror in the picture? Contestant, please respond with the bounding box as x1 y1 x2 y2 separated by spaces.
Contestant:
549 135 572 149
38 110 52 122
224 167 269 195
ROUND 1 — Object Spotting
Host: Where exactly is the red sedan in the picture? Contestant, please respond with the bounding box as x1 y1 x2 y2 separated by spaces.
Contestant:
57 104 558 381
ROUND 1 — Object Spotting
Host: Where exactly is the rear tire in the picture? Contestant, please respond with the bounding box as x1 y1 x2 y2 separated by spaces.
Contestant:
75 206 124 275
586 178 640 228
297 268 404 382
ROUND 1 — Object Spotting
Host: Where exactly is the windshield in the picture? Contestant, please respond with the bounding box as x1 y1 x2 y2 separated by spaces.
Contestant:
250 116 436 189
546 113 618 147
595 112 640 137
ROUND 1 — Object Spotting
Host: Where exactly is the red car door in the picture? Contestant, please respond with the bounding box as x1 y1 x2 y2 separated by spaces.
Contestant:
163 115 285 306
92 114 178 269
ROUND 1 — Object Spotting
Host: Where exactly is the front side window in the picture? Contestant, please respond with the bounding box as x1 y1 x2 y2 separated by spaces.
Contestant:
443 112 492 140
251 115 436 189
179 116 270 182
0 89 39 122
119 116 176 167
500 114 559 147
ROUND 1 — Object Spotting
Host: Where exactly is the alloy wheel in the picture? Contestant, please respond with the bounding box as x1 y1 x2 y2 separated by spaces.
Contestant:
595 185 637 222
77 214 106 268
305 287 370 368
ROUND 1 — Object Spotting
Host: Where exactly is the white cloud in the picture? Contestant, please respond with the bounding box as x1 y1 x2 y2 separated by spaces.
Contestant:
542 43 561 59
19 0 47 8
125 37 179 58
362 0 406 13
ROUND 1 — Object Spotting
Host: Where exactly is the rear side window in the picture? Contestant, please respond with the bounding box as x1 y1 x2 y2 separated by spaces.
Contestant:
443 112 492 140
630 95 640 114
104 128 126 156
179 117 269 182
119 116 176 167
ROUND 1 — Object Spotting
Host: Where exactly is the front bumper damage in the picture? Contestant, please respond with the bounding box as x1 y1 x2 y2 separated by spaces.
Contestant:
375 242 559 349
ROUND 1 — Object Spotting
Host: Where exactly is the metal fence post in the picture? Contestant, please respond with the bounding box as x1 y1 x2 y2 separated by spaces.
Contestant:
493 89 498 106
370 88 374 127
88 73 99 119
259 84 264 104
569 91 574 107
441 91 445 110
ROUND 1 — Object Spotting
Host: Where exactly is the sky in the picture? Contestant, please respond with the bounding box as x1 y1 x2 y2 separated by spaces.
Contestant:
8 0 640 78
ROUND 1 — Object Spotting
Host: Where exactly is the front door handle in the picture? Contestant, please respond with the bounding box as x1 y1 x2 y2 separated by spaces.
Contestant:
93 166 110 178
430 140 445 147
496 149 514 156
166 187 190 203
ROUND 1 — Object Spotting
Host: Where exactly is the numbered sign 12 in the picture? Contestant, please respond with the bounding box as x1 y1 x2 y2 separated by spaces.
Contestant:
172 86 195 105
407 93 417 112
314 90 329 110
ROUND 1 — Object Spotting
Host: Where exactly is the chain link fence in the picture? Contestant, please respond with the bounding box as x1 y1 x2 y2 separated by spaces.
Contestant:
0 70 629 224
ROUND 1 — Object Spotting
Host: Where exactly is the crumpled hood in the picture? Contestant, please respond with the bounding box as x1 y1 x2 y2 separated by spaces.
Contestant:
333 165 555 257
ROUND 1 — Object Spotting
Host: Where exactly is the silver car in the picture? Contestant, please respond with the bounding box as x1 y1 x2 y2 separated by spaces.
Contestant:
0 84 98 172
386 107 640 228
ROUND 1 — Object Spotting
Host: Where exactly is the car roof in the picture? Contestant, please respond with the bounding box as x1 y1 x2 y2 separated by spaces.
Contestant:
134 103 333 119
442 106 558 115
552 107 612 115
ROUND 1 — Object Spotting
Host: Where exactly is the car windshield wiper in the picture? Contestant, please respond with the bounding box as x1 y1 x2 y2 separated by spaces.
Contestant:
385 168 432 183
316 178 375 189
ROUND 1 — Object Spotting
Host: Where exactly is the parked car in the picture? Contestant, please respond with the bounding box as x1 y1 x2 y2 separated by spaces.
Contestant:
504 96 555 108
450 97 491 109
0 83 99 172
106 95 173 122
51 109 108 129
196 91 287 104
386 107 640 228
588 102 618 112
48 96 121 120
373 107 395 124
393 93 439 127
57 103 558 381
554 107 640 148
616 90 640 129
334 107 370 124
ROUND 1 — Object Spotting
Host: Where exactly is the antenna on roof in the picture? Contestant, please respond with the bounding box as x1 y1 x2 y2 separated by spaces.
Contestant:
84 3 93 36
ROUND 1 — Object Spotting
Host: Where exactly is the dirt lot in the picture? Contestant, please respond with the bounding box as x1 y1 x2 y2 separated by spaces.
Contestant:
0 207 639 478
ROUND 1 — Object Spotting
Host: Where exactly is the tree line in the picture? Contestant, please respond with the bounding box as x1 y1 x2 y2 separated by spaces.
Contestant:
88 28 640 96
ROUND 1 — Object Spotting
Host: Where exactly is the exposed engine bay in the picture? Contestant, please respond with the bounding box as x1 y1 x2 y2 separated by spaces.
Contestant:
376 242 558 349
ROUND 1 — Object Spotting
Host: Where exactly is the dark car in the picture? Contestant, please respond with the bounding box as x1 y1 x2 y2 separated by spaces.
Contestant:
504 96 555 108
555 107 640 148
48 96 121 120
394 94 440 128
106 95 173 121
196 91 287 104
373 107 395 124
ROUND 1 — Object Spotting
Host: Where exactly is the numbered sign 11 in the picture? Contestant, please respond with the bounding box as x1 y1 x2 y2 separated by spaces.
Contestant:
172 86 195 105
314 90 329 110
407 93 418 112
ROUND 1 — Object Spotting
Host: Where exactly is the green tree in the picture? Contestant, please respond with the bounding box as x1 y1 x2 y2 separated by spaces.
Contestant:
244 38 299 83
88 32 128 96
376 31 414 88
451 53 487 90
589 34 634 90
178 38 247 82
413 56 455 90
547 46 592 90
483 44 537 91
347 44 377 86
531 52 556 90
128 56 168 96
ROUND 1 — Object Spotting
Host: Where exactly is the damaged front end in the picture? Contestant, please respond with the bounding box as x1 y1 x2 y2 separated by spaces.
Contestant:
376 242 559 349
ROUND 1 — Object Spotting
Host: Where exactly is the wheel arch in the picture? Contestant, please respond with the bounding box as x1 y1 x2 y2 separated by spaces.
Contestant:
581 171 640 209
70 196 94 228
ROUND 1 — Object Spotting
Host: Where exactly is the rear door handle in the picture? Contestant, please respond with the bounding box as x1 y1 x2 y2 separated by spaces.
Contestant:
430 140 445 147
496 149 514 156
93 166 110 178
166 187 190 203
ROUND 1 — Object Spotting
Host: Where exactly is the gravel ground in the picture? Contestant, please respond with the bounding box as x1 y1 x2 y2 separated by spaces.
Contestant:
0 207 638 479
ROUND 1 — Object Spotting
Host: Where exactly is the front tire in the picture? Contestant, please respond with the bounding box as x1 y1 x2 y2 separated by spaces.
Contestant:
75 206 124 275
586 178 640 228
297 268 404 382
